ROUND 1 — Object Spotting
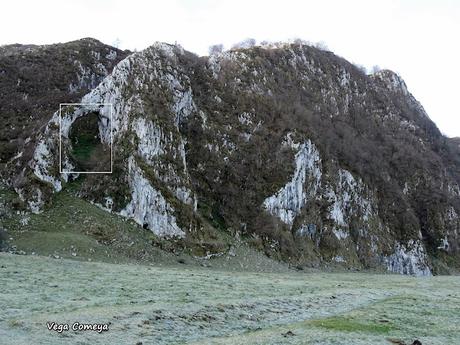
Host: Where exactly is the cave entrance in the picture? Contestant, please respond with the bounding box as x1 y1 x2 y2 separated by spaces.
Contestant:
68 111 111 172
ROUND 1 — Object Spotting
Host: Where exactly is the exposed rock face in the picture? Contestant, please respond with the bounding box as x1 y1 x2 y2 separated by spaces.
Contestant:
119 156 185 237
263 138 322 226
385 240 432 276
2 39 459 275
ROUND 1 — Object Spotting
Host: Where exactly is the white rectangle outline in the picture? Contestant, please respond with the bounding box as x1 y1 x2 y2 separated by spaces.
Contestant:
59 103 113 174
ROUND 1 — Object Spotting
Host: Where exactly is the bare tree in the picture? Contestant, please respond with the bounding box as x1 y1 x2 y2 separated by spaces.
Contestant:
208 44 224 56
112 38 121 49
293 38 310 46
232 38 257 49
353 63 367 74
314 41 329 51
372 65 381 74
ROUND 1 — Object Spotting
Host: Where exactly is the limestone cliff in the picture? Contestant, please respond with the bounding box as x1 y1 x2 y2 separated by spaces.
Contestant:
2 40 459 275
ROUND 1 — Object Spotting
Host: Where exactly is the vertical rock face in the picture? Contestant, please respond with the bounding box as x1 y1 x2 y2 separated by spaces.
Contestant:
263 138 321 226
385 240 432 276
4 40 460 274
119 157 185 237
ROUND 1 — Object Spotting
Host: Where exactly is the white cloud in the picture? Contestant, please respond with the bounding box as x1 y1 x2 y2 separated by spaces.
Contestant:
1 0 459 136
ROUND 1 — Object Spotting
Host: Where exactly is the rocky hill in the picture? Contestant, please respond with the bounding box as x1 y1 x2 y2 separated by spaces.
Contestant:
1 39 459 275
0 38 129 170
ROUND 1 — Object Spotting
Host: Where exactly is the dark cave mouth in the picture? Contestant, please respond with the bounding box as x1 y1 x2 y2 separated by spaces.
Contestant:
67 111 111 173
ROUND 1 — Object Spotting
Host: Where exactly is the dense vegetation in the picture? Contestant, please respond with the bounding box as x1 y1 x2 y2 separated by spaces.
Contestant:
171 44 460 269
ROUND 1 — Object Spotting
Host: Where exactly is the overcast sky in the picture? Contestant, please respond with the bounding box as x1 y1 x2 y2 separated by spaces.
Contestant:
1 0 459 137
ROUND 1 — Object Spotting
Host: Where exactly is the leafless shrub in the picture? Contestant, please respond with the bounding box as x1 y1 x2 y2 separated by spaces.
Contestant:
208 44 224 56
313 41 329 51
353 63 367 74
372 65 381 74
232 38 257 50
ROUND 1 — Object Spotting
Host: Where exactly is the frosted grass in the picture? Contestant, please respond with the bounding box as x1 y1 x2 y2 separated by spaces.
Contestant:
0 253 459 345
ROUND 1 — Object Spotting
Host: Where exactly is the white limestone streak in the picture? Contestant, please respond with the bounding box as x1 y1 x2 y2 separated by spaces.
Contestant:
326 169 373 229
82 56 134 143
373 70 409 96
30 111 64 190
31 139 62 192
263 138 322 226
31 103 100 192
132 117 165 163
165 72 195 126
120 157 185 238
131 117 194 207
385 240 432 276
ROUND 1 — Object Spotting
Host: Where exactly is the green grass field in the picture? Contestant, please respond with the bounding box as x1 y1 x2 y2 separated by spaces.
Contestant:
1 253 459 345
